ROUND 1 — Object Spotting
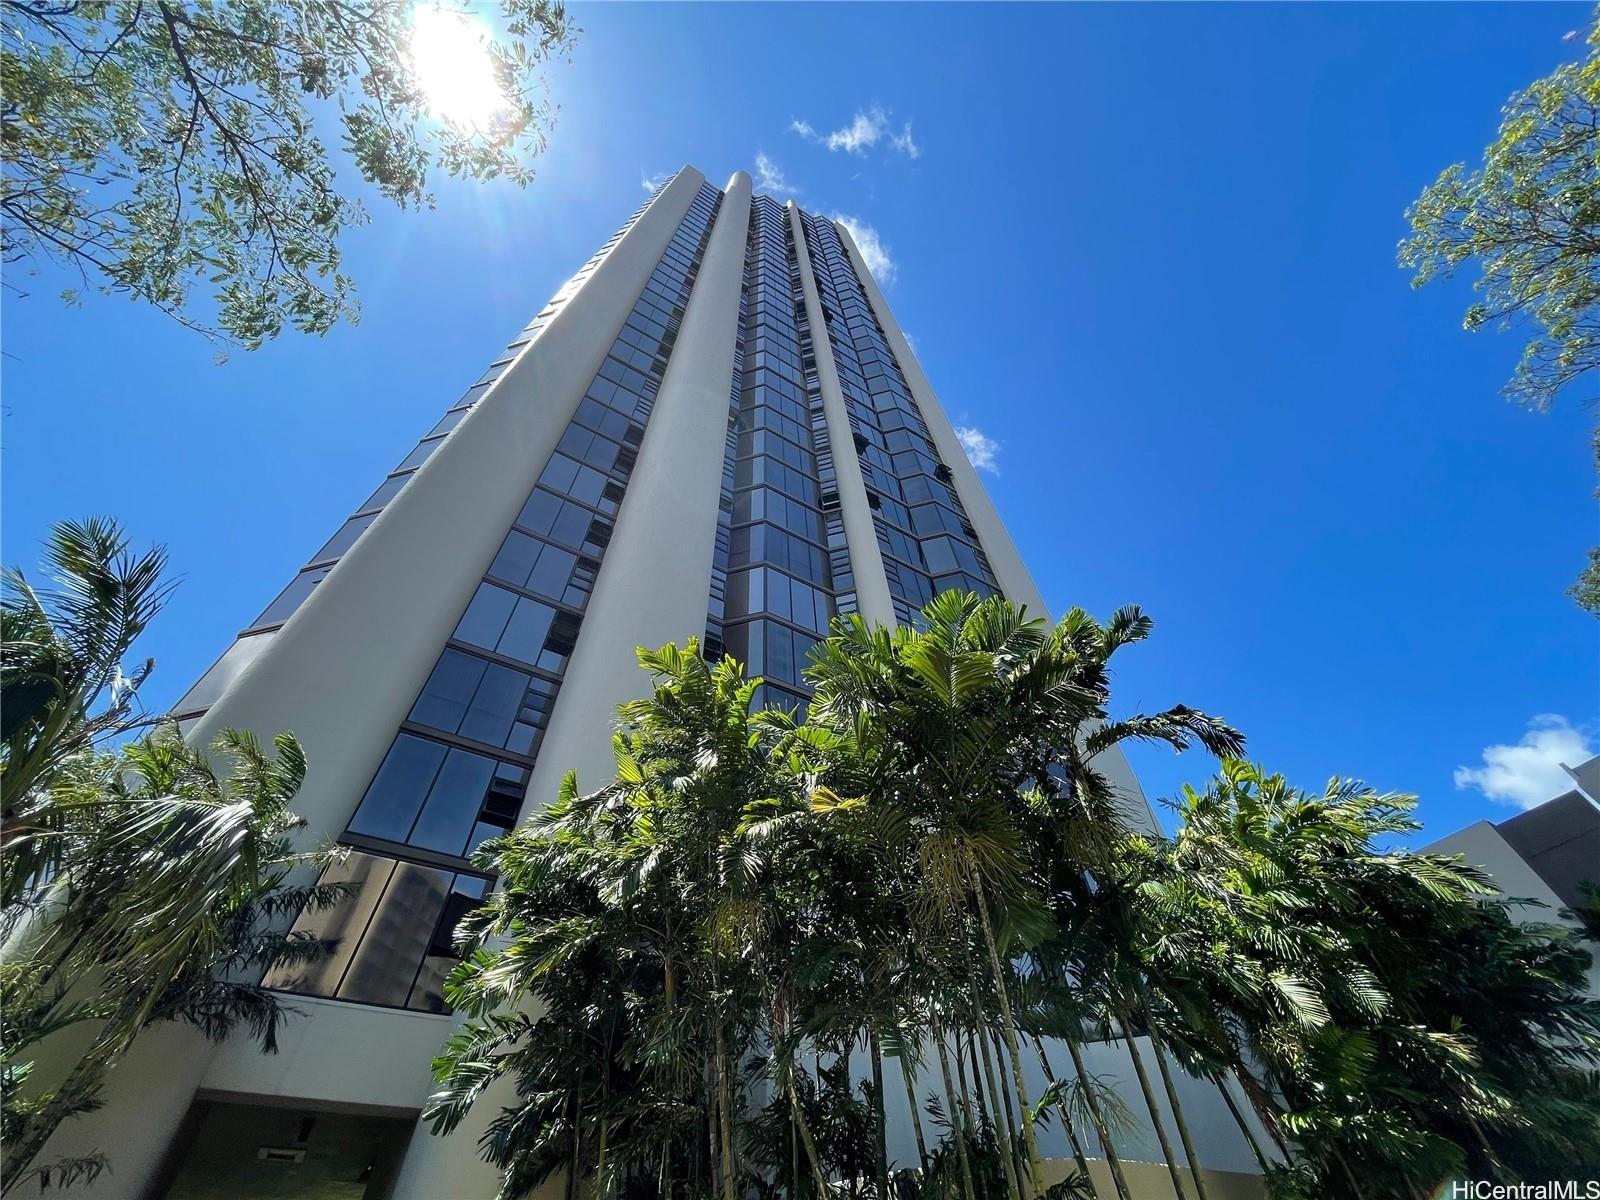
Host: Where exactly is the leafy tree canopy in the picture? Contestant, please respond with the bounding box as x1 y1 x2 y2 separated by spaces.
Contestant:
1399 9 1600 614
1400 11 1599 412
0 0 574 348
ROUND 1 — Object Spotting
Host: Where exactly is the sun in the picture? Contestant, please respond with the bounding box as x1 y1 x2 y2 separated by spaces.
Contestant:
409 5 510 132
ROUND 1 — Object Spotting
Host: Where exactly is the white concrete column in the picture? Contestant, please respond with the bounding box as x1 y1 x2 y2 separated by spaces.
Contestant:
386 171 754 1200
21 170 710 1200
834 222 1154 827
787 203 896 627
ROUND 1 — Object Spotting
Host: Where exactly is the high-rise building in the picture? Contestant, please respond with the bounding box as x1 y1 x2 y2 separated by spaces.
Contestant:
36 166 1162 1199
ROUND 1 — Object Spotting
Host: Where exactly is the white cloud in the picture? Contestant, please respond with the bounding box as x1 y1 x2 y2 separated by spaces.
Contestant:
890 122 921 159
641 171 669 195
832 214 895 285
955 426 1000 474
1454 714 1594 810
828 107 888 153
754 152 795 196
790 107 921 158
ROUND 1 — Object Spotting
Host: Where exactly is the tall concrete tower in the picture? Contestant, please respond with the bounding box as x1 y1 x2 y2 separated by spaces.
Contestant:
39 166 1154 1199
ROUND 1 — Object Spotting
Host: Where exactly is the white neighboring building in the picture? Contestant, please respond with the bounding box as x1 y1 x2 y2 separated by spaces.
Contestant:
1426 752 1600 997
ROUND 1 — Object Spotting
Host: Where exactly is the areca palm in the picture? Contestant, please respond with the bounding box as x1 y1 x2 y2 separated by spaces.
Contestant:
429 642 806 1199
1142 760 1600 1196
802 592 1243 1200
1 518 350 1193
2 517 173 894
1 727 349 1192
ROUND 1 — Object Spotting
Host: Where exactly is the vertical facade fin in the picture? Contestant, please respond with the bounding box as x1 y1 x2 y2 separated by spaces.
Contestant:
786 202 897 627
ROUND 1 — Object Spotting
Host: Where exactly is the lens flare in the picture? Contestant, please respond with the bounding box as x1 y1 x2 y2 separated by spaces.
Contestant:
409 5 509 132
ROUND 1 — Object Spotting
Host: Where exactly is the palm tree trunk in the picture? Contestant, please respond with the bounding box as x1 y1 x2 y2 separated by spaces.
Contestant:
1465 1112 1511 1182
967 869 1045 1197
970 1007 1023 1200
1330 1147 1365 1198
708 1048 723 1200
868 1026 890 1199
1213 1076 1271 1175
1138 997 1211 1200
1030 1034 1103 1200
1113 1009 1186 1199
958 1029 987 1129
1064 1035 1134 1200
716 1027 737 1200
933 1017 978 1200
788 1075 830 1198
898 1052 931 1173
568 1084 581 1200
989 1027 1028 1193
594 1116 611 1200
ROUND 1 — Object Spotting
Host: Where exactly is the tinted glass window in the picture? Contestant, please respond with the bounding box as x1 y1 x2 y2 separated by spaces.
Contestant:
358 473 411 514
454 583 518 652
410 748 496 856
459 660 530 748
346 734 448 843
496 597 557 664
253 565 332 628
397 437 444 471
410 649 488 733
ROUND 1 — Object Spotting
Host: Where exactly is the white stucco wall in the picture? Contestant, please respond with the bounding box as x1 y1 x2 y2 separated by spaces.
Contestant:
786 201 897 628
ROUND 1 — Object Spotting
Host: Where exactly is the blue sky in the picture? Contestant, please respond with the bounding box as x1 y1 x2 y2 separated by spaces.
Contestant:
3 2 1595 840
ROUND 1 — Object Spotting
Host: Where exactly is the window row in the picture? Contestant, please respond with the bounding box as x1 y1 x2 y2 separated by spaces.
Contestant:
741 381 808 425
410 647 558 757
878 523 925 571
556 422 635 480
454 582 581 674
734 455 817 506
347 731 527 861
725 566 833 636
739 428 815 475
487 532 596 609
736 619 821 689
884 559 935 609
516 486 617 552
730 523 826 583
922 535 987 581
732 487 823 543
736 404 811 450
536 453 627 517
263 850 488 1014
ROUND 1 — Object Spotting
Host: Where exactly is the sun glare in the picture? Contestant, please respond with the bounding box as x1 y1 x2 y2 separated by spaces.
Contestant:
409 5 509 132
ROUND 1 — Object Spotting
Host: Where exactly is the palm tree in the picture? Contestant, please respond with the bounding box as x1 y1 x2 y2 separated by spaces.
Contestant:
2 517 173 894
802 593 1243 1200
1146 760 1600 1196
431 642 815 1199
1 519 349 1192
1 727 349 1192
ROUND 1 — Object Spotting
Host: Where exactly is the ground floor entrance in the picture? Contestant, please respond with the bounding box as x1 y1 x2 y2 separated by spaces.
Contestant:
152 1093 417 1200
